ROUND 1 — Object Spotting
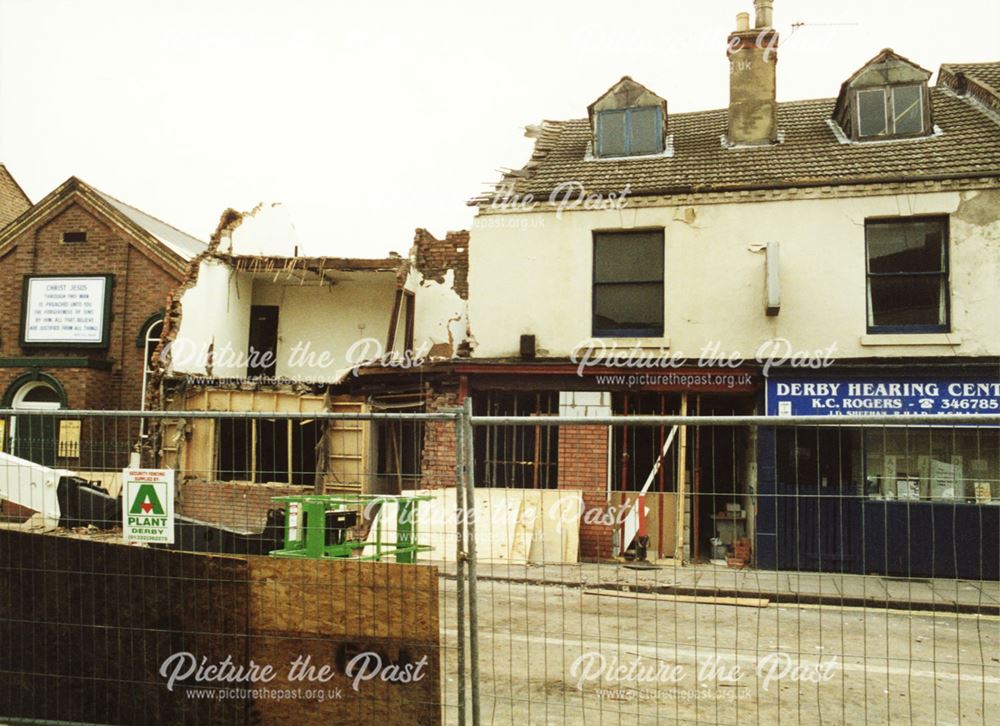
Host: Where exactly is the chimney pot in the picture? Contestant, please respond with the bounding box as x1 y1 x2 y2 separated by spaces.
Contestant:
754 0 774 28
736 12 750 31
727 1 778 145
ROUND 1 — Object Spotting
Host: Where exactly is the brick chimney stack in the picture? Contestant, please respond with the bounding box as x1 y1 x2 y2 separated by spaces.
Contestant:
727 0 779 146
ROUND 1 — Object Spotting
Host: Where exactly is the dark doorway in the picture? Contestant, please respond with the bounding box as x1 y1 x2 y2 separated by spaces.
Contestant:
11 384 63 467
247 305 279 378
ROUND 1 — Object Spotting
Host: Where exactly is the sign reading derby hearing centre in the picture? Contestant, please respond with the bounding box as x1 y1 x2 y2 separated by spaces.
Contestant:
122 468 175 544
21 275 113 346
767 380 1000 416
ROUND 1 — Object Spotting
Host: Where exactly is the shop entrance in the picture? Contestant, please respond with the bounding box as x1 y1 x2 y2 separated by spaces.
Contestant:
773 427 864 572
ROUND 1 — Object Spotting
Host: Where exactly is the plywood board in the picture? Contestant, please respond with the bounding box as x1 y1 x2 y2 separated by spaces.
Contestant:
245 555 440 726
364 488 583 564
611 492 676 559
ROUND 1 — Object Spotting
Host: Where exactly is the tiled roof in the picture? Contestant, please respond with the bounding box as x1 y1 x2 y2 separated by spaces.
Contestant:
0 163 31 230
942 62 1000 94
474 85 1000 204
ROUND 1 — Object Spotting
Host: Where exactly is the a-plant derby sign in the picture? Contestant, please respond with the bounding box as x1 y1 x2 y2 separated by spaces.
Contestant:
122 468 175 544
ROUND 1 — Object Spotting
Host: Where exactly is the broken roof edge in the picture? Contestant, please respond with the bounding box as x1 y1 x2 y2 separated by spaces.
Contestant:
223 252 406 272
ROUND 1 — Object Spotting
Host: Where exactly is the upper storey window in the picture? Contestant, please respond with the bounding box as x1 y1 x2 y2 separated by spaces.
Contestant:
856 84 927 138
596 107 663 157
833 49 933 141
589 76 668 159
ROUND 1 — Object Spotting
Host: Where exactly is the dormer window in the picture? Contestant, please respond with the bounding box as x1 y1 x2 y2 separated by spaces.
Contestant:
596 107 663 157
833 49 933 142
857 84 927 138
588 76 668 159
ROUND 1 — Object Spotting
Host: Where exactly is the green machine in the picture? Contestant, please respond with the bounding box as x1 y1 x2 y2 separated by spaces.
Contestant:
269 493 433 563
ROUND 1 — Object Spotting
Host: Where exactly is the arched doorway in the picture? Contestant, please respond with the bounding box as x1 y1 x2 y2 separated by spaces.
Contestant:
7 378 65 467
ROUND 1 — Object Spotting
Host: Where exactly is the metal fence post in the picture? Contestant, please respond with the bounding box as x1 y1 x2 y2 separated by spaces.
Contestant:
454 407 467 726
462 396 481 726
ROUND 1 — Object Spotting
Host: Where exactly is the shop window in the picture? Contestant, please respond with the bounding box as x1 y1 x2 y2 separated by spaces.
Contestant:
596 107 663 157
473 392 558 488
593 230 664 337
864 427 1000 502
865 217 949 332
775 427 863 491
216 418 322 485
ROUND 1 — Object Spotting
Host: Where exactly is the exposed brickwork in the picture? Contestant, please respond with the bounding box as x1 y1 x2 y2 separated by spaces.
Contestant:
558 425 613 561
0 195 184 411
178 480 303 532
0 164 31 229
412 228 469 299
419 390 460 489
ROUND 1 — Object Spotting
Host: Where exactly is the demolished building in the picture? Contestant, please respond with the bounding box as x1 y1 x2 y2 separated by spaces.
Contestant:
151 203 471 529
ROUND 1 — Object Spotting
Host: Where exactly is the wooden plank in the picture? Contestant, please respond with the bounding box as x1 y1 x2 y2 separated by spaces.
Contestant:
582 588 769 608
245 556 439 641
245 555 440 726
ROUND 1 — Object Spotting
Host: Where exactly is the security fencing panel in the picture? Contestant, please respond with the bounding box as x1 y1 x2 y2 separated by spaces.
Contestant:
0 408 462 726
0 407 998 725
464 408 1000 726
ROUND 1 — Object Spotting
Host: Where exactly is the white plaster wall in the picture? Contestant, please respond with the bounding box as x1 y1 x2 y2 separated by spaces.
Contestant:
223 203 303 257
169 259 252 377
404 266 467 357
468 189 1000 361
251 278 398 380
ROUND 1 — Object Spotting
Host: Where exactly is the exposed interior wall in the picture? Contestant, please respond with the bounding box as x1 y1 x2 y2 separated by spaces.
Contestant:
169 258 252 377
250 275 397 380
468 188 1000 360
408 229 470 359
219 202 302 257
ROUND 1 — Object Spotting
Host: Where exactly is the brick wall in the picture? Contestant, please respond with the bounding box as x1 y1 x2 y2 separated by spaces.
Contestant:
412 228 468 299
419 390 460 490
558 425 613 561
0 193 185 414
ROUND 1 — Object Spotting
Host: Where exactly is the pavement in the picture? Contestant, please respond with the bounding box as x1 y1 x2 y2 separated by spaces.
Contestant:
437 559 1000 615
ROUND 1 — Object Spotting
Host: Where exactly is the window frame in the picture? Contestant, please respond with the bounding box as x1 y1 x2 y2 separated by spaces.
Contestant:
216 417 322 486
595 106 664 158
591 228 665 338
864 215 950 334
854 84 928 140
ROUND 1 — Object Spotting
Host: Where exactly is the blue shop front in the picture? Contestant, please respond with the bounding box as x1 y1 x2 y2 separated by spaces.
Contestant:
756 372 1000 580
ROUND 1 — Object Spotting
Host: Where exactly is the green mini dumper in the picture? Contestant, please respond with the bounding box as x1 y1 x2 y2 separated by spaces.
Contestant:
268 493 433 563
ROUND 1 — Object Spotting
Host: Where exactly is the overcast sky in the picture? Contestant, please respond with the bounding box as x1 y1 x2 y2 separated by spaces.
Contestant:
1 0 997 256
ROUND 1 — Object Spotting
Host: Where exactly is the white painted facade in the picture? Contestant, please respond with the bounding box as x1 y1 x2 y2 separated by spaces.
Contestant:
467 187 1000 362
